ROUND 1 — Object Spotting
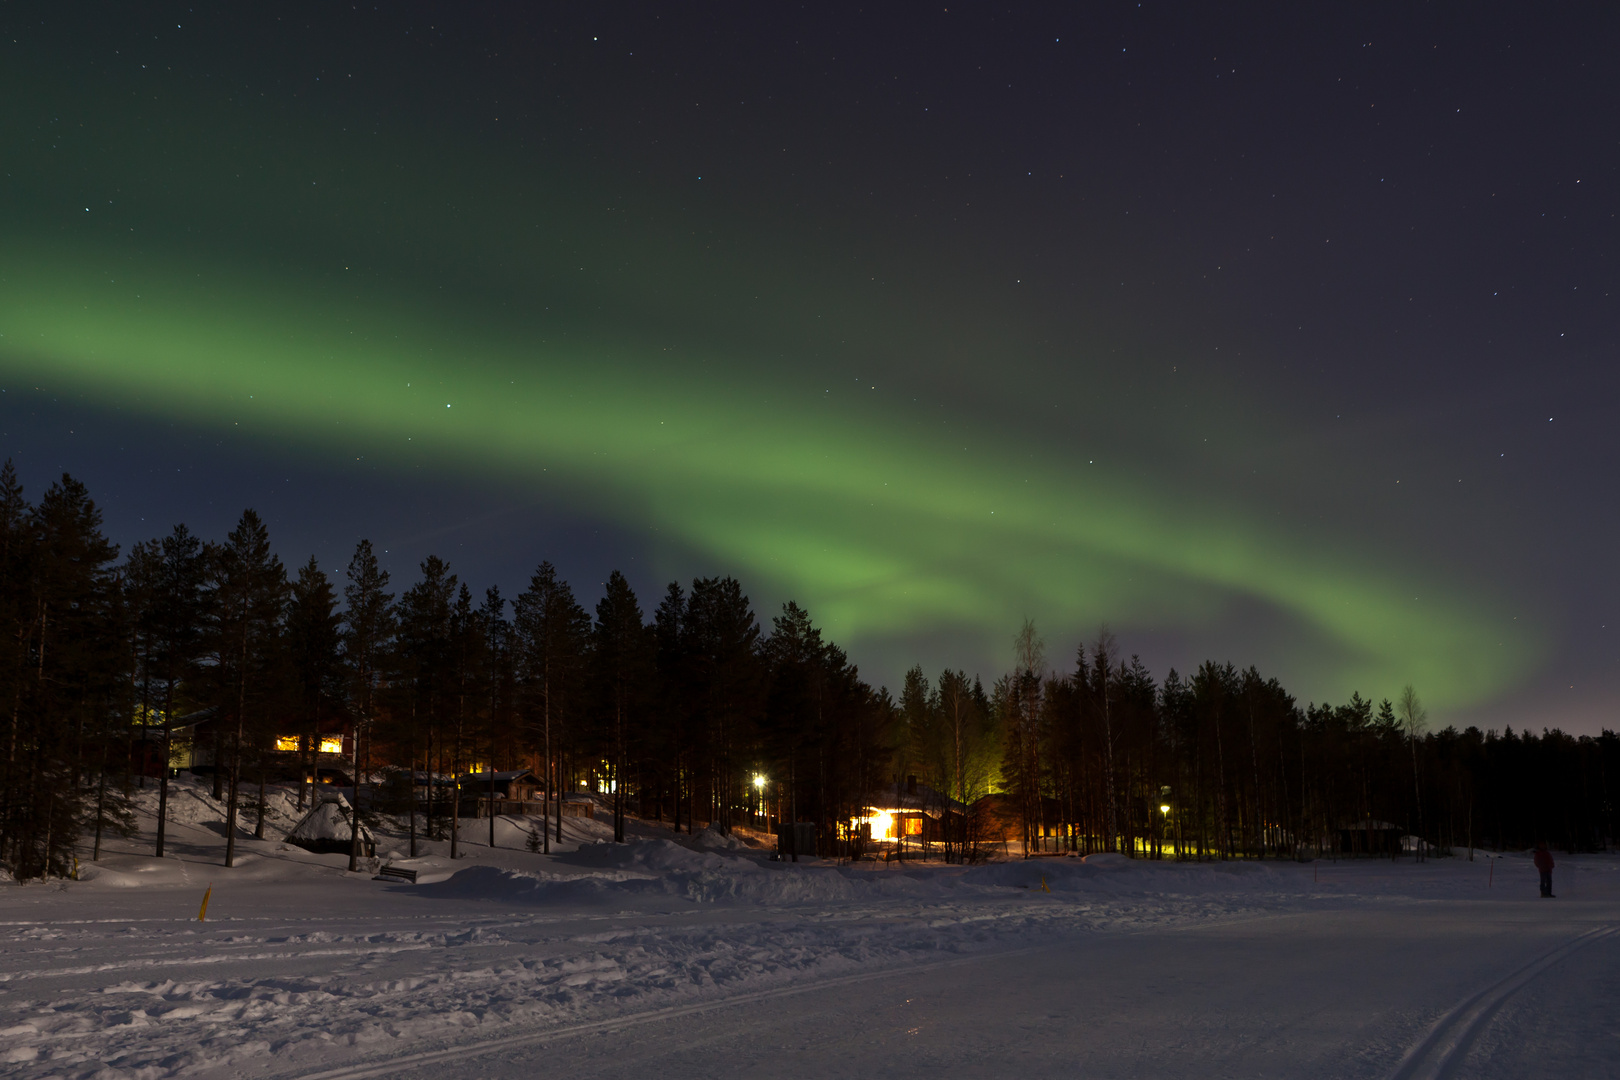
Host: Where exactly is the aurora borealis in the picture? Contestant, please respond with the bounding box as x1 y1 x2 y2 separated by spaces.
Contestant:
4 5 1615 726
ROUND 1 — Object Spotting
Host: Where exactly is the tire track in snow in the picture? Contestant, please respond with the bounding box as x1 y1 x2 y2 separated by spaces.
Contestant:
1386 923 1617 1080
275 941 1050 1080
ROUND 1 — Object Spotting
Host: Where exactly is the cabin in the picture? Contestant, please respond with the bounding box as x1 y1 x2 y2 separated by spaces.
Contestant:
847 776 967 846
461 769 546 801
459 769 549 817
155 706 355 785
1338 819 1404 856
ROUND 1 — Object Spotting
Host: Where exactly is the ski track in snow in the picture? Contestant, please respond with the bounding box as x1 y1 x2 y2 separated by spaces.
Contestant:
4 778 1618 1079
1 889 1299 1077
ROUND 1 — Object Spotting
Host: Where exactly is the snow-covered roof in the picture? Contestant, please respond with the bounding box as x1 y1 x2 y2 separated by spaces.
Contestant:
460 769 540 783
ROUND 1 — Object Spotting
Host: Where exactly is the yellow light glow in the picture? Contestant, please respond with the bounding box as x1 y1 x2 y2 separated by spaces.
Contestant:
1159 804 1171 814
865 811 895 840
318 736 344 755
275 735 300 752
752 775 766 789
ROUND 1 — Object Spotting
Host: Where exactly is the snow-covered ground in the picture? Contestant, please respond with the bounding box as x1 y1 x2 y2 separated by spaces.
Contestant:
3 777 1616 1079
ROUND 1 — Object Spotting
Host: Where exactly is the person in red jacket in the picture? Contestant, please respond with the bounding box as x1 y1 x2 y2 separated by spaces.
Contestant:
1533 841 1555 898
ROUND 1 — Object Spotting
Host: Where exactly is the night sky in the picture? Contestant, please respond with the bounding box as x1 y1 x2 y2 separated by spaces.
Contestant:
3 4 1615 731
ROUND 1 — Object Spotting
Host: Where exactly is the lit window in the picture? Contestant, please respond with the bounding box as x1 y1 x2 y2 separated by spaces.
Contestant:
318 736 344 754
275 735 300 752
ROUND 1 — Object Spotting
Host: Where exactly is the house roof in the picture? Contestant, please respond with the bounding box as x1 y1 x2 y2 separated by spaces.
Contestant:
866 782 967 816
460 769 540 783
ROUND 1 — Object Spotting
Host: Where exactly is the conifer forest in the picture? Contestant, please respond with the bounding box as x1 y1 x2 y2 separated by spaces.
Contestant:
3 465 1615 882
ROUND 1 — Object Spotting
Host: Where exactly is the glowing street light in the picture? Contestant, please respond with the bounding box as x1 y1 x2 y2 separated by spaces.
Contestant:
752 774 768 832
1159 804 1171 814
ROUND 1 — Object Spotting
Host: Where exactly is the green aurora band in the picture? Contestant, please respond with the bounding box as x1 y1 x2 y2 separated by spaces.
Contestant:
0 241 1537 708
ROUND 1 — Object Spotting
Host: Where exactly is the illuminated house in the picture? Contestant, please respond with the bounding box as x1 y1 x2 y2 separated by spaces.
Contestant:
848 777 966 844
159 706 354 784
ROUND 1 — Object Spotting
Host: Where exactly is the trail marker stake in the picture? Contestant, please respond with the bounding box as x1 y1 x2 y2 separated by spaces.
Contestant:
1488 860 1493 888
198 884 213 922
1040 875 1050 893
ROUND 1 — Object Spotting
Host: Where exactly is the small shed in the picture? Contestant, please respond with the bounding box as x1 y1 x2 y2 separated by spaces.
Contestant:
285 792 375 857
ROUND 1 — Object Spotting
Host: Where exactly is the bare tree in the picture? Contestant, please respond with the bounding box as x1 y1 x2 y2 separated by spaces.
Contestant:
1398 684 1428 859
1092 627 1120 850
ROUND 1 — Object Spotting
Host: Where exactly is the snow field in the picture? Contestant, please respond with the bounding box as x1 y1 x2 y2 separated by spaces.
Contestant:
3 778 1617 1079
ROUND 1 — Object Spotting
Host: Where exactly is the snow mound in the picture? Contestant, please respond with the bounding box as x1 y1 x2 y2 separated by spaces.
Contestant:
420 840 920 906
693 824 748 850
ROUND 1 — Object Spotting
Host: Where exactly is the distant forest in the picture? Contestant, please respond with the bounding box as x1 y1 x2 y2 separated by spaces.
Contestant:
2 466 1616 881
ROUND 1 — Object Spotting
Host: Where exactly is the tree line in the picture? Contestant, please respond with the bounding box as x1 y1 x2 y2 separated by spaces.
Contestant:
1 466 1615 881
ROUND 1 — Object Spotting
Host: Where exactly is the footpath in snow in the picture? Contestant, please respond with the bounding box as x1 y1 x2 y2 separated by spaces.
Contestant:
2 776 1616 1079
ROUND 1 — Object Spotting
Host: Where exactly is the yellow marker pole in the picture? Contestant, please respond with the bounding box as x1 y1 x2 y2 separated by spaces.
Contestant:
1040 874 1050 893
197 884 213 922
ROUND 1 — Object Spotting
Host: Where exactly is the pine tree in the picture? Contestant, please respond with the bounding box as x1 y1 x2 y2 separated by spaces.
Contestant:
446 582 486 859
684 577 762 833
653 582 691 833
764 602 826 852
593 571 648 843
480 586 512 848
148 525 208 858
514 562 589 851
342 540 395 871
211 510 287 869
286 557 343 811
7 475 122 879
0 462 31 868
